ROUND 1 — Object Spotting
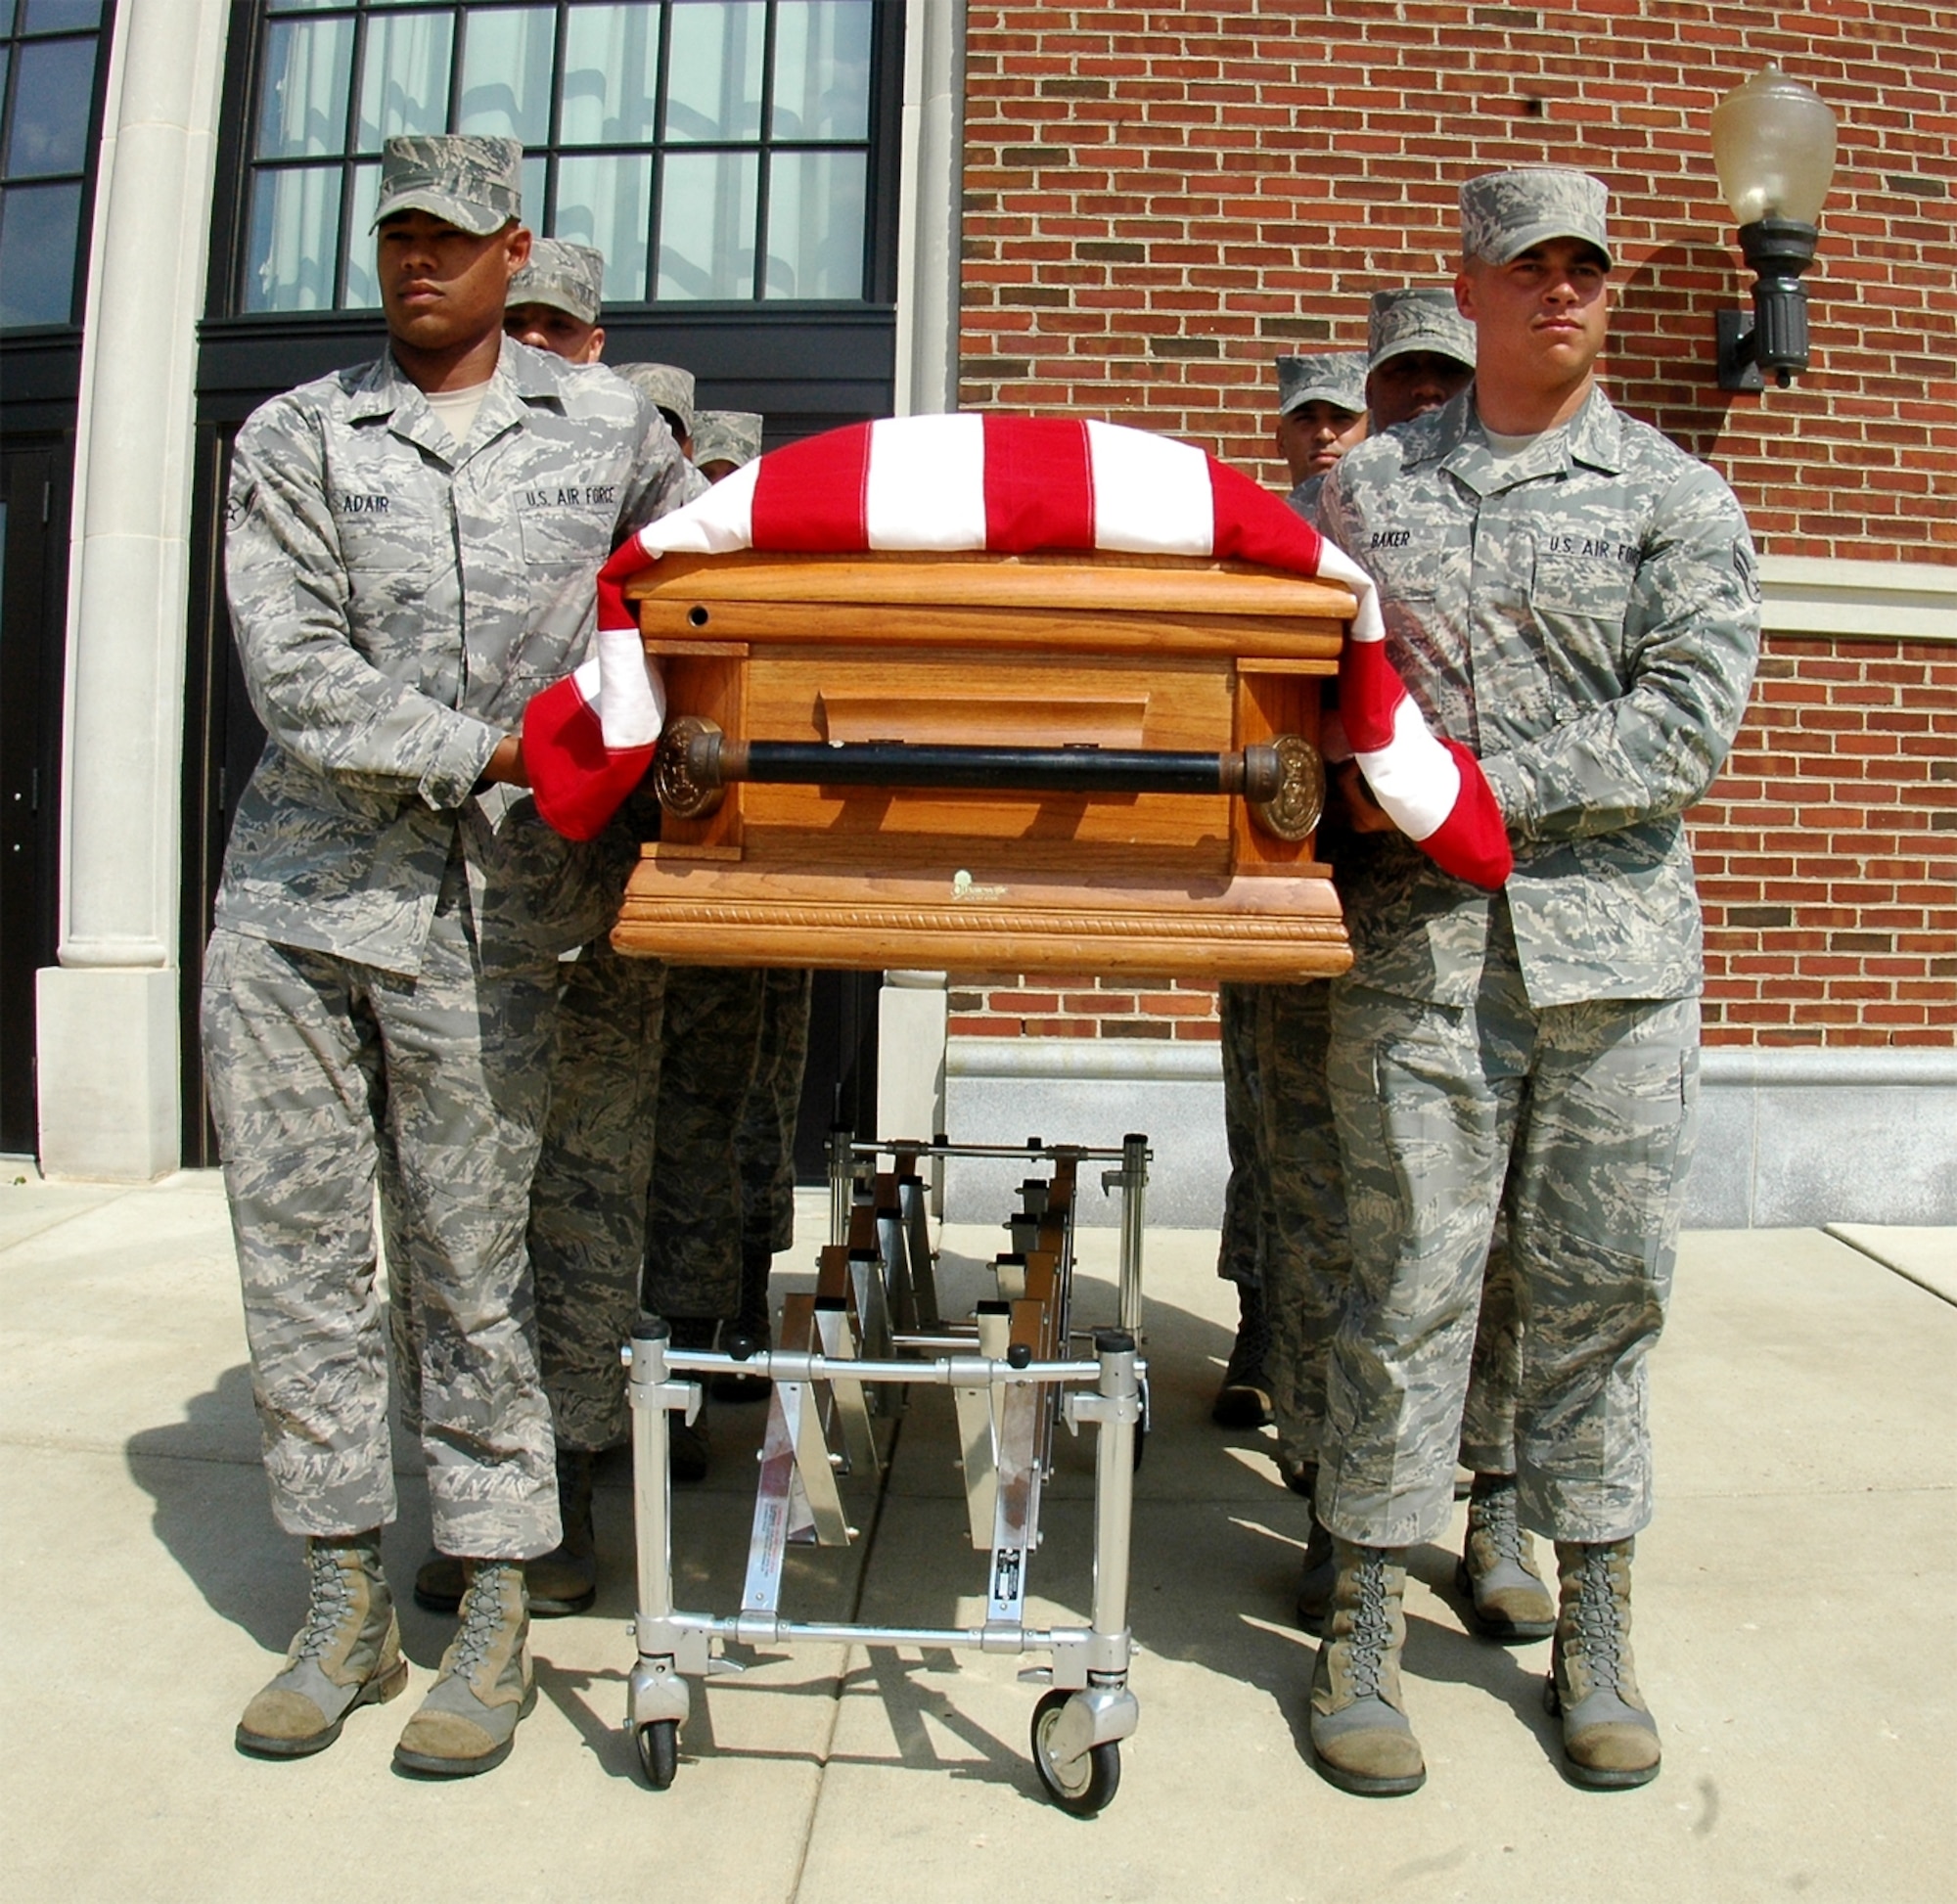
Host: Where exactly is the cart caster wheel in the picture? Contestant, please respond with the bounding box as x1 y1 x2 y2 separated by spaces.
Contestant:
1030 1689 1120 1815
636 1719 679 1790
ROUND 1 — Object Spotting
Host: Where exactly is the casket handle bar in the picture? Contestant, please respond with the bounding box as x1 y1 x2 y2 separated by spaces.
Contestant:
656 715 1324 841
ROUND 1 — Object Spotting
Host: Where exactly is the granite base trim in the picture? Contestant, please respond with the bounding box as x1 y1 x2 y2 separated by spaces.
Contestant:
941 1038 1957 1230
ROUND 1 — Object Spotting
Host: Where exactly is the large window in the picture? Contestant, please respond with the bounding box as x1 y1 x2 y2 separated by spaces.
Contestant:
239 0 880 313
0 0 111 330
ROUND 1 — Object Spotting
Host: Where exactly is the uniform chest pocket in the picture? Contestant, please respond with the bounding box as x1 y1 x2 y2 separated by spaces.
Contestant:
1532 540 1634 626
333 493 443 589
1363 529 1445 603
517 498 614 570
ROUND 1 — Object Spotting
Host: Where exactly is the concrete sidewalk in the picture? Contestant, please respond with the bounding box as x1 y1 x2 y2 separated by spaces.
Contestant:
1 1170 1952 1903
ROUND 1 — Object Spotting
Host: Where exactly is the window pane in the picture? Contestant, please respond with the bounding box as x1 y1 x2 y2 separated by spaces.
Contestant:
243 163 342 311
521 153 545 229
657 148 755 299
254 18 354 161
0 179 81 325
560 3 661 146
556 152 652 301
21 0 102 30
763 147 861 298
771 1 871 141
5 34 97 176
355 10 454 154
458 5 554 146
341 160 381 307
665 2 764 144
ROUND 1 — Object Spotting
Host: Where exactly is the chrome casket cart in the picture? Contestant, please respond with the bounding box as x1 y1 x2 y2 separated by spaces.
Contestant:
624 1132 1150 1813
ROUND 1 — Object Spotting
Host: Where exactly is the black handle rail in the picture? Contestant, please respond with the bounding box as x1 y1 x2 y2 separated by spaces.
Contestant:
654 716 1325 841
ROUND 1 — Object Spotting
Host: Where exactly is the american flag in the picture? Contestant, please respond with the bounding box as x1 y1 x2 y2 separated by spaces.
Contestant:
523 413 1511 889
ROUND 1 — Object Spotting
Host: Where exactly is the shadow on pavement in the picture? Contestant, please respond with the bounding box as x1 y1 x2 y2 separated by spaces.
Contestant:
117 1286 1569 1795
124 1361 447 1663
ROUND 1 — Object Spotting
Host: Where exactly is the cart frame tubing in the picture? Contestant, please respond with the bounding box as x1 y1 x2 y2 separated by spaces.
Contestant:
625 1332 1143 1714
829 1133 1152 1337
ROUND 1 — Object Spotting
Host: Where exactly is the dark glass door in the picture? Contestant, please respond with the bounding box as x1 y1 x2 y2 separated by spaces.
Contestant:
0 442 67 1154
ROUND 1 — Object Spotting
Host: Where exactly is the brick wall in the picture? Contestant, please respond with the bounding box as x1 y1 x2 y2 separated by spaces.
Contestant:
950 3 1957 1050
1696 638 1957 1045
948 974 1225 1042
960 2 1957 557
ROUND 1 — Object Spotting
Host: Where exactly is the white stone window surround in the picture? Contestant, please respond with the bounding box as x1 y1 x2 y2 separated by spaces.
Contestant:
1759 556 1957 643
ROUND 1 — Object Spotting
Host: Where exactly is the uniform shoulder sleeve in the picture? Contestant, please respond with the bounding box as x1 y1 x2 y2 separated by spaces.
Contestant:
1479 444 1761 842
615 390 706 540
225 386 501 809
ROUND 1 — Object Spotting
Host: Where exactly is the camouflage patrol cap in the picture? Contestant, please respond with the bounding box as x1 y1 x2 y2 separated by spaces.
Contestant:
1274 351 1368 419
615 362 696 436
508 238 605 323
691 410 764 471
372 134 523 236
1459 167 1612 268
1367 287 1476 373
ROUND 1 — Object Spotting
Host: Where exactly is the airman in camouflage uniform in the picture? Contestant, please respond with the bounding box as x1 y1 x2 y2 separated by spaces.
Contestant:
691 408 765 479
1233 294 1490 1492
418 304 722 1624
650 410 812 1408
1272 351 1369 522
1210 349 1370 1428
1260 289 1539 1646
615 362 697 459
1304 168 1760 1797
504 237 608 364
206 135 696 1775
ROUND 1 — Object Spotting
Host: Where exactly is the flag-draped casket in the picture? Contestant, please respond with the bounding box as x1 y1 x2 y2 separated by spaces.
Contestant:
523 414 1512 978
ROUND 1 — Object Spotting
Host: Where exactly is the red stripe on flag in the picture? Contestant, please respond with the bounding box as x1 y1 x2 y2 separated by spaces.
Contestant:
595 533 648 634
751 423 873 550
1337 636 1406 755
1206 459 1324 575
981 416 1096 553
522 673 655 841
1422 739 1514 889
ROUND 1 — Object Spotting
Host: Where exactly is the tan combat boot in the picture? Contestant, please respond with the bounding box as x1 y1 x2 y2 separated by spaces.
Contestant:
394 1560 537 1777
1308 1538 1426 1796
236 1532 408 1757
413 1548 465 1613
1546 1538 1661 1789
1457 1473 1555 1641
524 1449 598 1616
1290 1465 1337 1634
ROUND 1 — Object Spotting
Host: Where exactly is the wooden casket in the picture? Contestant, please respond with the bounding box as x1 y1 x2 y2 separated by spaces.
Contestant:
610 549 1354 981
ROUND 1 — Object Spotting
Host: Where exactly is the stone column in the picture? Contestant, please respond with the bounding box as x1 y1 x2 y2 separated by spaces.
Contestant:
879 4 963 1169
892 0 964 418
36 0 231 1179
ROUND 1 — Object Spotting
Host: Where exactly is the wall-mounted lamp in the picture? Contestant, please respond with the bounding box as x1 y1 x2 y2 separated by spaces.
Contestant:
1711 65 1839 391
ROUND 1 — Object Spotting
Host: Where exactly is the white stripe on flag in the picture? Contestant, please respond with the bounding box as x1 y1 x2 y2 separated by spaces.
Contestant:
866 413 988 550
1085 420 1213 556
596 625 665 750
1355 697 1460 842
1311 538 1386 643
642 457 760 557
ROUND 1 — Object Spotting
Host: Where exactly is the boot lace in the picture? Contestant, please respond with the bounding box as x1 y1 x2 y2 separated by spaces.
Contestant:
291 1542 355 1662
1570 1546 1625 1693
1473 1481 1526 1567
446 1563 517 1681
1345 1549 1391 1700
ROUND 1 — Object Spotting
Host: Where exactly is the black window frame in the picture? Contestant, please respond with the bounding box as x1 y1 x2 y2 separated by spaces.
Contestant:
0 0 117 337
212 0 903 320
